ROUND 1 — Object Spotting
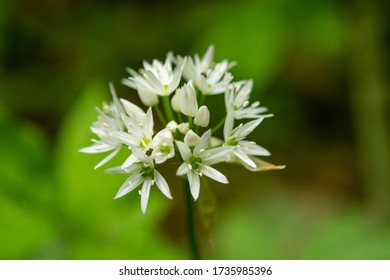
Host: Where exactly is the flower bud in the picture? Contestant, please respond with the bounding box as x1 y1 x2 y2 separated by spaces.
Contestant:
177 82 198 117
171 93 181 112
178 122 190 134
184 130 200 147
194 105 210 127
166 120 178 133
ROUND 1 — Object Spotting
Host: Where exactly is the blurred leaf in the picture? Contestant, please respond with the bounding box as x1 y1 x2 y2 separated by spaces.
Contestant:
0 104 57 259
302 210 390 259
55 82 185 259
193 0 289 92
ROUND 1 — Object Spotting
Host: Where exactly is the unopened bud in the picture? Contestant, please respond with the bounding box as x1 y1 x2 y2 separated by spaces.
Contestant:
194 105 210 127
178 122 190 134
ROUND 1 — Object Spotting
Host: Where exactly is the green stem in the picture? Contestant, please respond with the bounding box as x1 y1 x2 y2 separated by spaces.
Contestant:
154 105 167 126
183 179 201 260
199 94 207 107
188 116 194 130
211 117 226 134
162 96 175 122
176 112 183 123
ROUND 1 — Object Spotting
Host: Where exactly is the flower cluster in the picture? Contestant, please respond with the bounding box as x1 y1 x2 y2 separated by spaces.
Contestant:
80 45 284 213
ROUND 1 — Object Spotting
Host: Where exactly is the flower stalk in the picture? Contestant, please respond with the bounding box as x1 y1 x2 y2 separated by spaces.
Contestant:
183 179 201 260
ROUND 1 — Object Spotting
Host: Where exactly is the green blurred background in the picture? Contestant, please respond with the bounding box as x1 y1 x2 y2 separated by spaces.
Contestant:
1 0 390 259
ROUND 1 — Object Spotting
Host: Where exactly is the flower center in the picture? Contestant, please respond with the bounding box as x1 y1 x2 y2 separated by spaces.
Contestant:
227 138 238 146
163 84 169 92
160 144 171 154
140 137 150 149
189 156 202 169
141 165 154 178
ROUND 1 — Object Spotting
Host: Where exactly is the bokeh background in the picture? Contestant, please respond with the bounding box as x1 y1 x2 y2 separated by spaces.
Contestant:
1 0 390 259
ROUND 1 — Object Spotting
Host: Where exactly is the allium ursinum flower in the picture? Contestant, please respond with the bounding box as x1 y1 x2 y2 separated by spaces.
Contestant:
174 45 235 95
81 45 284 214
151 128 175 164
225 80 273 120
121 55 184 106
223 113 271 169
176 130 233 200
79 83 125 169
175 81 198 117
106 149 172 214
110 107 154 169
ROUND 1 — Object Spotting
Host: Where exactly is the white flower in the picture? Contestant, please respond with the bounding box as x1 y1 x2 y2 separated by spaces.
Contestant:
177 45 235 95
225 81 273 120
151 128 175 164
176 130 232 200
194 105 210 127
110 107 154 169
122 55 184 106
79 83 124 169
223 114 270 168
106 149 172 214
176 82 198 117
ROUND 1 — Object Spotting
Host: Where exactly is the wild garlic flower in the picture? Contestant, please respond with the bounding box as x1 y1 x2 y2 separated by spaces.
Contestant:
110 107 154 169
106 149 172 214
174 45 235 95
225 80 273 120
224 113 271 169
79 83 124 169
81 45 283 213
151 128 175 164
176 130 232 200
122 55 184 106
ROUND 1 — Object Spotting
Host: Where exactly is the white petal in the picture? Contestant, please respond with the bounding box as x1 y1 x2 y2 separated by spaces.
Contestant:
154 170 172 199
121 154 137 169
202 45 214 68
79 142 114 154
122 78 137 89
141 179 153 214
94 147 121 169
175 140 191 161
239 141 270 156
184 130 200 147
178 83 198 117
171 92 181 112
132 148 153 165
105 166 127 174
110 131 138 146
144 107 154 137
234 149 256 168
194 130 211 155
144 70 163 93
223 112 235 140
187 171 200 200
194 105 210 127
236 117 264 137
176 162 190 176
168 65 183 94
114 173 144 199
202 146 233 165
137 88 159 106
199 164 228 184
120 98 146 124
177 122 190 134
